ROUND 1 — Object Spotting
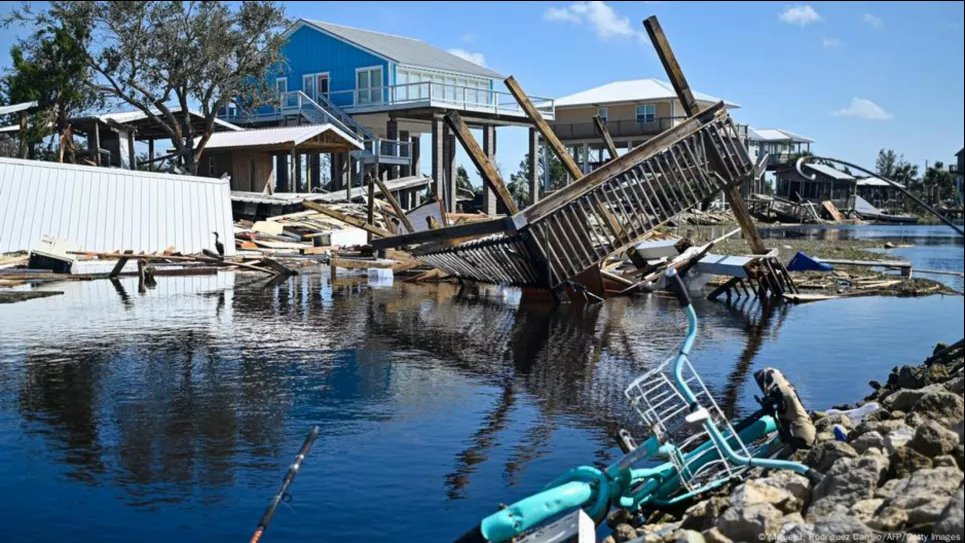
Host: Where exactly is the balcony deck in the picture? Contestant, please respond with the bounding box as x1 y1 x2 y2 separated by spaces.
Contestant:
222 82 554 126
550 117 681 143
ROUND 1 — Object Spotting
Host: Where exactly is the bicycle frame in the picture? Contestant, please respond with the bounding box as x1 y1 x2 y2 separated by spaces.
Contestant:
465 270 815 543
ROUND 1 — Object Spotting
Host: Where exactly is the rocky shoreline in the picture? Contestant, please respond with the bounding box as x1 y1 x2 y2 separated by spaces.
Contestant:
607 341 964 543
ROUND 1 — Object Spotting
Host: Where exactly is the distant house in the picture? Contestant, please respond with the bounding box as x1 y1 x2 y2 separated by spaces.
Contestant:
855 176 904 210
956 148 964 201
224 19 555 211
548 78 737 177
746 128 813 170
775 162 855 204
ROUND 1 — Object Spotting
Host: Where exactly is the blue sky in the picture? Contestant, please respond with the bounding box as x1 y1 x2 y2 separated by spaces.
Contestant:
3 1 963 180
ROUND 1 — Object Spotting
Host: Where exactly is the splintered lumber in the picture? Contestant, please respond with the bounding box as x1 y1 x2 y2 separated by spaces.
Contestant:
0 290 64 304
110 249 134 277
369 216 511 250
592 115 619 161
821 200 844 222
371 176 415 233
444 111 519 215
643 16 766 255
302 201 394 238
505 76 582 180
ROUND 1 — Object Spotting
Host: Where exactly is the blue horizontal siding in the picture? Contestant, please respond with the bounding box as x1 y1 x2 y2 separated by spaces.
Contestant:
273 25 391 108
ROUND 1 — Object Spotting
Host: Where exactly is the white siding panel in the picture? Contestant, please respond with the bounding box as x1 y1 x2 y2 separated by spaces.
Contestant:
0 158 234 255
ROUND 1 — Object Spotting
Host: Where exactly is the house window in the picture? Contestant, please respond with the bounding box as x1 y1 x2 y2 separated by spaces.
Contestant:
598 107 608 124
356 66 383 105
636 104 656 123
301 72 330 102
302 74 315 100
316 73 330 98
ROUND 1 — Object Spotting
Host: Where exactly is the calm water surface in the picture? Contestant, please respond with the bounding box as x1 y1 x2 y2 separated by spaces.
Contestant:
1 226 962 542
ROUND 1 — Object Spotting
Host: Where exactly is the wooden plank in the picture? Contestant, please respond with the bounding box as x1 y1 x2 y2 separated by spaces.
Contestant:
372 175 416 233
109 249 134 277
444 111 519 215
523 103 726 223
301 201 394 238
643 15 766 254
592 115 619 161
369 216 511 250
504 76 582 180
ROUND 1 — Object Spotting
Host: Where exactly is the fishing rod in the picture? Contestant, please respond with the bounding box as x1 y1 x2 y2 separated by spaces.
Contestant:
249 425 321 543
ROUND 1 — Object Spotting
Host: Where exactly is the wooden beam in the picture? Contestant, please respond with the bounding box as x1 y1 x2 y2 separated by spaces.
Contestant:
504 76 582 180
643 16 699 116
369 216 511 250
444 111 519 215
367 172 376 243
301 201 394 238
643 15 766 254
109 249 134 277
372 174 416 233
592 115 619 161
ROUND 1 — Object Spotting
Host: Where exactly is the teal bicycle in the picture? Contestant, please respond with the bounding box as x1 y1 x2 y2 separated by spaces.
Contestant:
457 269 820 543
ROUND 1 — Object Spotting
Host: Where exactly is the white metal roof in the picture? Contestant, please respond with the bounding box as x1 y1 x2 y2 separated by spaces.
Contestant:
97 108 243 131
200 124 363 151
554 79 737 108
0 101 39 116
0 157 234 255
857 176 902 187
747 128 813 143
804 163 855 181
299 19 504 80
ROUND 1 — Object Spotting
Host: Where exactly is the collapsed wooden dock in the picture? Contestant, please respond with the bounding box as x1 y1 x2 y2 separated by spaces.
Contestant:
372 17 774 301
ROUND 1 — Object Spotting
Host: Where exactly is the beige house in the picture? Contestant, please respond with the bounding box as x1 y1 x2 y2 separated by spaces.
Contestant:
549 78 737 178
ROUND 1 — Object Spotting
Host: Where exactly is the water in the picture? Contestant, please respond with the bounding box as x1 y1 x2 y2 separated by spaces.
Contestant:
0 229 962 542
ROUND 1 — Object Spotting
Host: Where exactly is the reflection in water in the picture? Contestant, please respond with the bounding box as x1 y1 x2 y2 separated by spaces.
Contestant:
1 267 962 542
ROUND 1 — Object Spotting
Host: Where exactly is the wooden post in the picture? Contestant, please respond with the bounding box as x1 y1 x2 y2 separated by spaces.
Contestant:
148 139 155 171
528 128 540 204
127 129 136 170
593 115 618 161
481 125 498 215
505 76 582 180
431 114 445 203
93 122 101 166
643 15 766 255
444 111 519 215
367 171 376 243
373 175 416 233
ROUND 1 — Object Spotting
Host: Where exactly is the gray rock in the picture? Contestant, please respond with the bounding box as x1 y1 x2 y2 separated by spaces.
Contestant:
881 466 963 527
850 430 886 455
679 496 728 531
811 514 875 540
884 426 915 451
757 471 811 506
934 454 959 468
804 440 857 472
849 498 883 523
633 522 680 543
850 419 912 442
882 384 947 411
717 503 783 542
910 420 961 457
932 486 964 537
700 527 732 543
614 523 638 543
734 479 802 514
945 374 964 395
875 477 903 500
602 537 616 543
671 530 705 543
909 390 965 426
808 451 889 519
888 446 933 479
866 505 907 532
815 413 853 433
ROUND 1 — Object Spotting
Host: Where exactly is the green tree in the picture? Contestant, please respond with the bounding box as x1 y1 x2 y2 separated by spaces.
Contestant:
1 15 98 162
875 149 899 178
12 1 288 175
922 162 955 204
455 165 478 199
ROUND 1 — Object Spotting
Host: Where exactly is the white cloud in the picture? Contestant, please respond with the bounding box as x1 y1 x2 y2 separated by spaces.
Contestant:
447 48 487 67
863 13 884 29
779 5 821 26
822 37 842 48
544 1 640 41
833 98 893 120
